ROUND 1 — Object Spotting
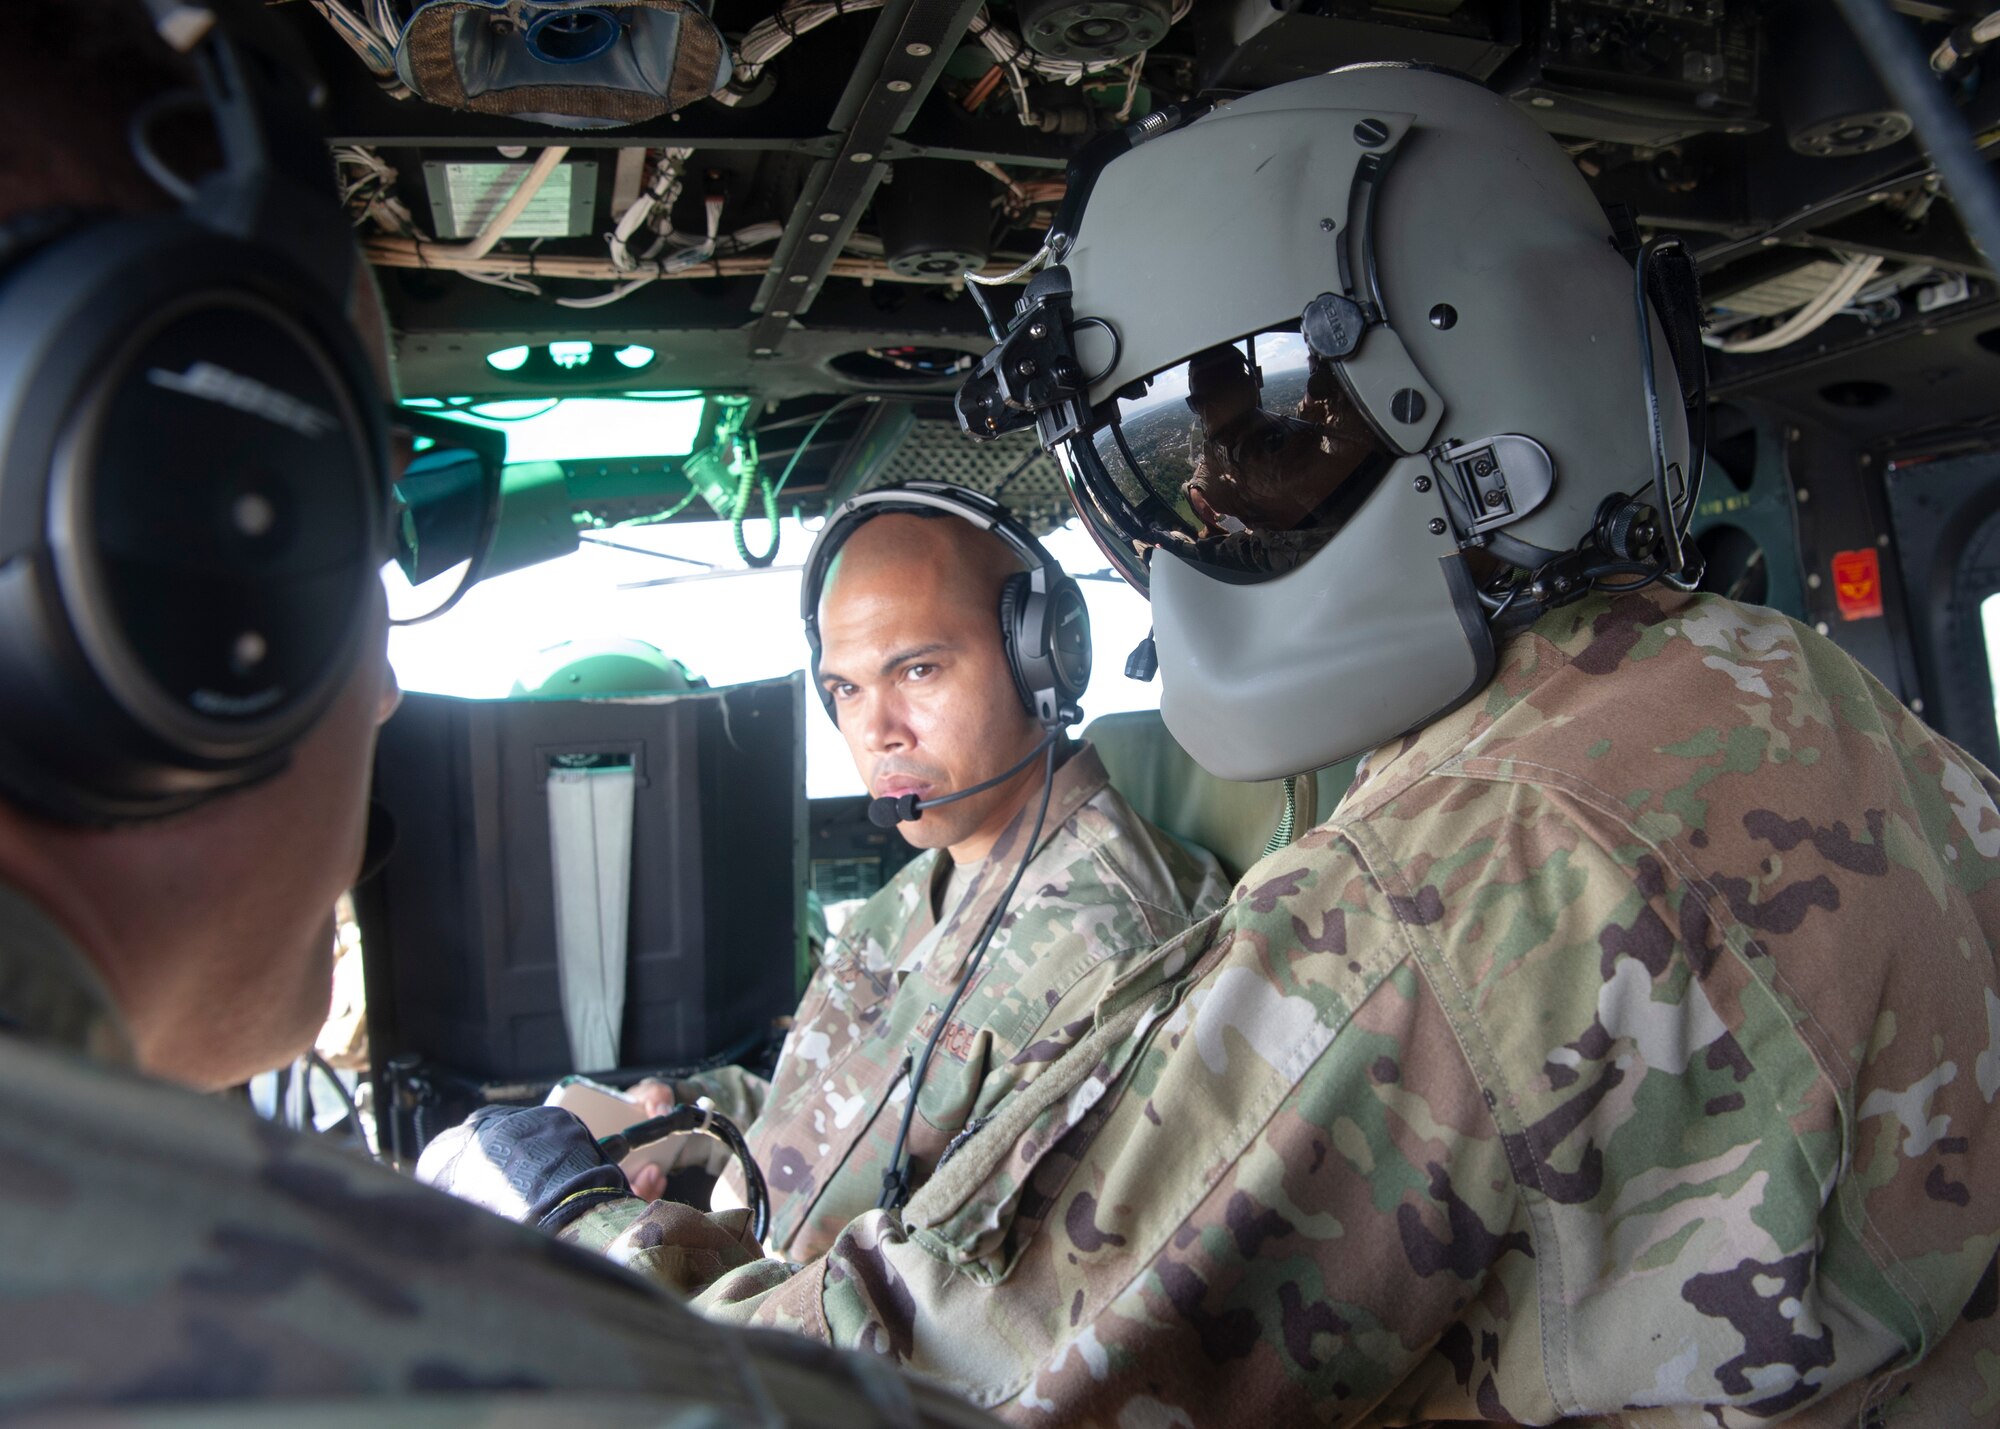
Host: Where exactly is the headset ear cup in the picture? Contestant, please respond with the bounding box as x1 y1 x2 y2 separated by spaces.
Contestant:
998 571 1038 717
0 221 383 823
1048 577 1092 710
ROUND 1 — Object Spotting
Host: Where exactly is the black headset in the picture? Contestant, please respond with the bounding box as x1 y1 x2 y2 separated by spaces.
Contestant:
0 0 388 825
800 480 1092 731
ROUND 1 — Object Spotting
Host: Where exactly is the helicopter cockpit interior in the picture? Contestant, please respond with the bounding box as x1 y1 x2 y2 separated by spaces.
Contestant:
234 0 2000 1168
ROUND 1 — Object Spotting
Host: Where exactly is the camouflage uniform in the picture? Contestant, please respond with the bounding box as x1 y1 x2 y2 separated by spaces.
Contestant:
666 590 2000 1426
581 742 1231 1265
0 884 997 1426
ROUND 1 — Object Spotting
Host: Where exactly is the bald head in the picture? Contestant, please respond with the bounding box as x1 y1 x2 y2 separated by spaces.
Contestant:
816 511 1048 864
823 512 1025 627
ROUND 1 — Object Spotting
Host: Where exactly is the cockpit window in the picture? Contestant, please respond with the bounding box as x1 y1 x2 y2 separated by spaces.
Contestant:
384 491 1162 797
403 394 707 462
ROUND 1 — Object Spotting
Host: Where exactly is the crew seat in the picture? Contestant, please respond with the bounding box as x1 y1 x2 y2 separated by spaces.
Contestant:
1084 711 1358 882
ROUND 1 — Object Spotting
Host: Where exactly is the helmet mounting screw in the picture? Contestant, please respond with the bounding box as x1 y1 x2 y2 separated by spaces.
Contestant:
1015 358 1039 378
1028 321 1048 339
1319 216 1336 232
1354 117 1390 148
1429 303 1457 330
1412 474 1432 493
1483 489 1505 509
1391 388 1427 424
1427 517 1448 535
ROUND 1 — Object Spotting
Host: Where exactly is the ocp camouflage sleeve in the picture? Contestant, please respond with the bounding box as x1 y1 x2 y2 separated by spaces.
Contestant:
692 591 2000 1427
0 1031 1003 1425
672 1060 774 1127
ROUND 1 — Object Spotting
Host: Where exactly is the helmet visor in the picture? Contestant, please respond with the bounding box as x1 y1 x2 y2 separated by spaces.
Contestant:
1058 322 1395 588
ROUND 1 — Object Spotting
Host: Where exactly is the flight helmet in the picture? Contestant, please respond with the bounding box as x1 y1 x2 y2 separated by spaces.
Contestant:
958 64 1706 781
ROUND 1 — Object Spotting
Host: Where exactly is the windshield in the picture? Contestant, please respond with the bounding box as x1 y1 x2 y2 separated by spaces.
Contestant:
404 393 707 462
387 513 1164 798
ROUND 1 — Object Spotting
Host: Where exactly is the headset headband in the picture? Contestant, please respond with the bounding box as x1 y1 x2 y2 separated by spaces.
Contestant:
174 0 354 301
799 481 1061 633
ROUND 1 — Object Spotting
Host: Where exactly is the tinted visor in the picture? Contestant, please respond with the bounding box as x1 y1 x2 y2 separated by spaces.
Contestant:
1059 323 1395 588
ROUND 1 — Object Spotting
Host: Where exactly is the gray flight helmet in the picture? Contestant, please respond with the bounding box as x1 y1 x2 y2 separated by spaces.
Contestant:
1055 65 1691 781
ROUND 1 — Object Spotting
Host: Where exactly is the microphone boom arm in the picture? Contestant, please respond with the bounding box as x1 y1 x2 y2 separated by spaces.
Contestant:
868 729 1059 828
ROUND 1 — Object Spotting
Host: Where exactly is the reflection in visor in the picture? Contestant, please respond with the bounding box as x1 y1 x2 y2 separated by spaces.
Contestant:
1069 325 1393 584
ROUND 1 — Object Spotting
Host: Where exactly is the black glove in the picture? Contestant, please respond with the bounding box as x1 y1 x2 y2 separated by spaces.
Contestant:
415 1104 631 1235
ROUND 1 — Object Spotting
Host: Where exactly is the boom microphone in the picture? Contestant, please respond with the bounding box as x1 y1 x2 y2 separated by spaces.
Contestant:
867 730 1058 828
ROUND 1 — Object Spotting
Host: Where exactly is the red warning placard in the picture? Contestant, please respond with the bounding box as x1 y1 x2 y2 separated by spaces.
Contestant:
1831 548 1884 621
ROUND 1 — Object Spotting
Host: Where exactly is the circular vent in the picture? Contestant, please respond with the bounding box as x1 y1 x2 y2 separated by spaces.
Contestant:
1019 0 1171 60
526 8 622 63
1790 110 1912 158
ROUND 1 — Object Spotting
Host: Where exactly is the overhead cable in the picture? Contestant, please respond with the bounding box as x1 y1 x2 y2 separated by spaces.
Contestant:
1704 253 1885 353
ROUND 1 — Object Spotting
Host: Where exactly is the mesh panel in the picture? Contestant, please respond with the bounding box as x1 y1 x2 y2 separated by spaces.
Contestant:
855 420 1071 535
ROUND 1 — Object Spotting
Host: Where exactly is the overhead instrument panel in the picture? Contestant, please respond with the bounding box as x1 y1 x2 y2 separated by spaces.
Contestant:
282 0 1996 521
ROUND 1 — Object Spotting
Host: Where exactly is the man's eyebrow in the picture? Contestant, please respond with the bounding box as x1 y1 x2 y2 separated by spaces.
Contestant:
878 642 951 677
818 642 955 687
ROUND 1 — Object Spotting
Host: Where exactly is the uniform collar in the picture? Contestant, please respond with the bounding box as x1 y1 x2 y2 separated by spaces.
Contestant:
0 881 135 1065
1342 586 1699 815
898 740 1110 981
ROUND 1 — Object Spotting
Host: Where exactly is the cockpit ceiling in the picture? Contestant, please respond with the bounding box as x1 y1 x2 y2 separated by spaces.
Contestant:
290 0 2000 448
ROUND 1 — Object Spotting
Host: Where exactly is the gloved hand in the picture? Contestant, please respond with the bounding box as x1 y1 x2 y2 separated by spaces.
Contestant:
415 1104 631 1234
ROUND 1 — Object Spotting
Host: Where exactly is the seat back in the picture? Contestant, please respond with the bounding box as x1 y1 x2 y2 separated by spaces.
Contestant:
1085 711 1359 882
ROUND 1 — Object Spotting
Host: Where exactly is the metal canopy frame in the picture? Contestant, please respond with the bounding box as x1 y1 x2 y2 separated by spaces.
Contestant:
744 0 991 357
